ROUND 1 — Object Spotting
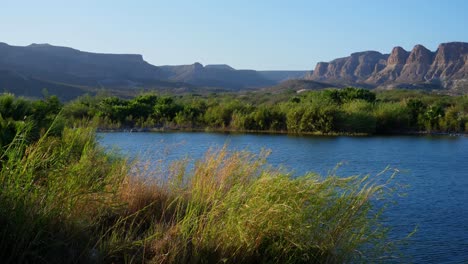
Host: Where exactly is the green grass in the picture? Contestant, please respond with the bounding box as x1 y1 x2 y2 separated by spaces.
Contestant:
145 148 397 263
0 124 401 263
0 125 129 263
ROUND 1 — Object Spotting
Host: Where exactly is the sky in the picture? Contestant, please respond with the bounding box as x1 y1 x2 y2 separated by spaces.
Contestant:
1 0 468 70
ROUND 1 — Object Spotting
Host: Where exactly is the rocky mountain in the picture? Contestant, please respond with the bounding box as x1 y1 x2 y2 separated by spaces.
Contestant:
2 41 467 99
307 51 388 85
306 42 468 93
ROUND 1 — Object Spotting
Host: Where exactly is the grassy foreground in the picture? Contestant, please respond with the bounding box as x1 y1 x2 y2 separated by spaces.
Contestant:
0 125 399 263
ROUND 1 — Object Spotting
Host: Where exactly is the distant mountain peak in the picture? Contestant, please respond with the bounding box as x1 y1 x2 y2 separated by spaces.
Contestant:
413 44 428 50
387 46 409 65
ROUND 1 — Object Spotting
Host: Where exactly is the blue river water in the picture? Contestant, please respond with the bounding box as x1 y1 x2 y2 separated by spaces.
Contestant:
98 132 468 263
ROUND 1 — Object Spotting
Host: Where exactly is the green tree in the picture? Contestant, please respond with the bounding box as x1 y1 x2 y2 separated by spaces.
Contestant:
374 102 411 133
423 104 444 131
286 106 305 133
336 100 376 134
406 99 426 130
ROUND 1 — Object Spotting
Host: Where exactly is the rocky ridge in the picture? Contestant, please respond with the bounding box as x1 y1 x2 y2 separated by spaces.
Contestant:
306 42 468 92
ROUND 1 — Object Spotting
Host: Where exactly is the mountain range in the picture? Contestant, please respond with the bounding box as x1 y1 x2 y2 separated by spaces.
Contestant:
0 42 307 99
306 42 468 93
0 41 467 100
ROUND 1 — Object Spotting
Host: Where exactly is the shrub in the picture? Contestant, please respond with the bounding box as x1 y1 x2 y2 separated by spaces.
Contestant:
336 100 376 134
374 102 411 133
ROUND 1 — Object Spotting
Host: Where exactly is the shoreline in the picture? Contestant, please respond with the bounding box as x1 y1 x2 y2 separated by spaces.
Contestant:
95 127 468 137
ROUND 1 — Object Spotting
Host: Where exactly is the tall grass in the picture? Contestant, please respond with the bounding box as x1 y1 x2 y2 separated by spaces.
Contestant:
141 147 396 263
0 123 400 263
0 125 128 263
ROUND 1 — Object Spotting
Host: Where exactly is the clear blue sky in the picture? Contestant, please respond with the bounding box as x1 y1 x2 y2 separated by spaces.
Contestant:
1 0 467 70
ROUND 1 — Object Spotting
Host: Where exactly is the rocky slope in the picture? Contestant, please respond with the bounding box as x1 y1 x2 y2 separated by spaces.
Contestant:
306 42 468 93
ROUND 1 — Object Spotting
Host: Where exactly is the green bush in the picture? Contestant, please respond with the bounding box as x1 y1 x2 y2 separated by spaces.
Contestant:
374 102 411 133
59 89 468 134
336 100 376 134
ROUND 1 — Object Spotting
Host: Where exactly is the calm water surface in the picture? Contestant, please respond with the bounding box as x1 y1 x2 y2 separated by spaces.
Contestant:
99 132 468 263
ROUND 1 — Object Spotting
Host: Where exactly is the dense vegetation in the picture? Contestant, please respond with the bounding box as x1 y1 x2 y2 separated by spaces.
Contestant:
0 93 62 147
63 88 468 134
0 92 403 263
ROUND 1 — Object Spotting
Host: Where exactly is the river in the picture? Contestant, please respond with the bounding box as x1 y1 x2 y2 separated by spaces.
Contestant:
99 132 468 263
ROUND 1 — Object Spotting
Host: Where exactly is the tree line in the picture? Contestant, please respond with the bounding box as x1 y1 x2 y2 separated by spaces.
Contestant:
2 88 468 142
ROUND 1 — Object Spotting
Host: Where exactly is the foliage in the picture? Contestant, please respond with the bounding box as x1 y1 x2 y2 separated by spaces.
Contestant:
324 87 376 104
374 102 411 133
58 88 468 134
2 87 465 140
0 93 62 147
336 100 376 134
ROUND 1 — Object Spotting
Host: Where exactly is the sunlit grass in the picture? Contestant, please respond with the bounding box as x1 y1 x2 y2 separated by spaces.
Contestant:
138 147 397 263
0 124 400 263
0 125 128 263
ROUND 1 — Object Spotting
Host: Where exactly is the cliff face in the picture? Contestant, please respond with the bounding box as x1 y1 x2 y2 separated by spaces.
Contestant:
307 42 468 91
369 46 409 84
427 42 468 80
396 44 434 83
309 51 387 83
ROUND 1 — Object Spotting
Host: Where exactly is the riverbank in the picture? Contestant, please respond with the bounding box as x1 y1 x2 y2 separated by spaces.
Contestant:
63 88 468 137
96 126 468 137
